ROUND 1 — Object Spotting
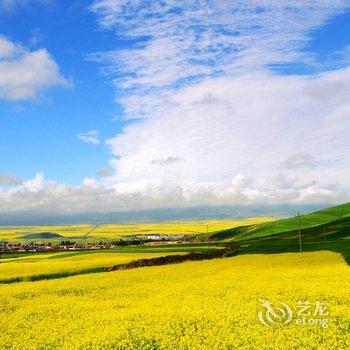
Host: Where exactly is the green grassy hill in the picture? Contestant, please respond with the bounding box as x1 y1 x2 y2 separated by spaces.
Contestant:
207 202 350 265
211 202 350 241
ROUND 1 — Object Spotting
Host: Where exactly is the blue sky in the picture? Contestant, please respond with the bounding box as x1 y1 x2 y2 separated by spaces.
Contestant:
1 1 350 215
0 0 124 184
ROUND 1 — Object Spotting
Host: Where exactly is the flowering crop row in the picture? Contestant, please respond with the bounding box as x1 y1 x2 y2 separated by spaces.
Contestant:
0 251 182 282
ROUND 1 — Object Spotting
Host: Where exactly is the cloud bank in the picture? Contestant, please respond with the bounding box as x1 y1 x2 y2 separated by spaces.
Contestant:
0 172 346 215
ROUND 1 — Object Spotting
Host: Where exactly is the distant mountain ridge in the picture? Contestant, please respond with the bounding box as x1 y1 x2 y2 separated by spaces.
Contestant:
0 204 328 226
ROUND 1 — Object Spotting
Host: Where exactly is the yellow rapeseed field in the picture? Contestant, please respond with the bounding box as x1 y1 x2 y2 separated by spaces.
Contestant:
0 251 349 349
0 218 273 241
0 250 183 282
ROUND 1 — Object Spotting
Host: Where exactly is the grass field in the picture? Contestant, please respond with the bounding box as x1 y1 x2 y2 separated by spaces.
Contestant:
202 202 350 266
0 217 273 242
0 251 349 349
210 202 350 241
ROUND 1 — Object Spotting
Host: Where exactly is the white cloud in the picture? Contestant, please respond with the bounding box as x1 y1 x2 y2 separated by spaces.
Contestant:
281 153 316 170
0 0 48 10
151 157 183 166
98 168 113 178
0 173 22 185
29 28 43 47
0 36 17 58
0 35 67 100
77 130 101 145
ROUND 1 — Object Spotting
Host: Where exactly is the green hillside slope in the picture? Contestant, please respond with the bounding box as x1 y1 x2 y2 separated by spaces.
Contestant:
233 216 350 265
211 202 350 241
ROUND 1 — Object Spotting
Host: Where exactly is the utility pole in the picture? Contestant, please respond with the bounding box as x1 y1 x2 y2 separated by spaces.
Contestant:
206 225 209 250
297 211 302 253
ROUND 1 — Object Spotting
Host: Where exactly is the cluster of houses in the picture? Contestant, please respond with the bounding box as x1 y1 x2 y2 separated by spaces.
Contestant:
0 241 113 253
0 234 192 253
125 234 189 242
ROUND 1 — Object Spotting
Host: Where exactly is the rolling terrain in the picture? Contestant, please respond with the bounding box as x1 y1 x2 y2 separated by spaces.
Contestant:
209 202 350 264
0 203 349 349
210 202 350 241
